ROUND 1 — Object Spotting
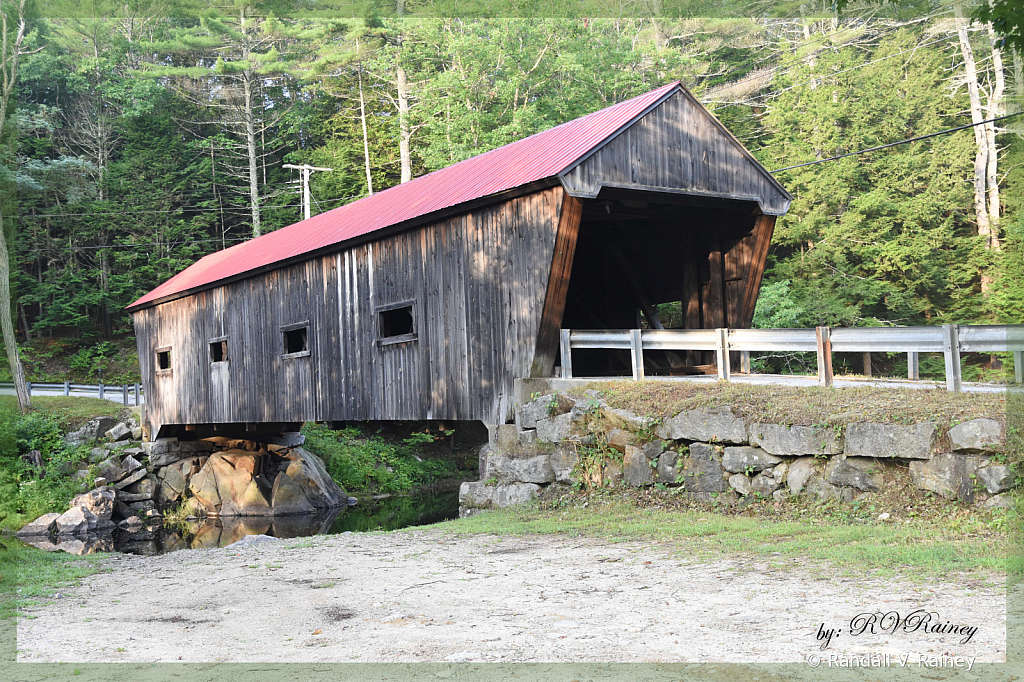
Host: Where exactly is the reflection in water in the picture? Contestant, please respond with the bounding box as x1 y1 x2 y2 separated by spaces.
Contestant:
21 490 461 556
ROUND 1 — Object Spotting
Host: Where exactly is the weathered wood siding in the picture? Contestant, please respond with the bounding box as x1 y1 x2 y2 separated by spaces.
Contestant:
135 187 568 432
560 90 790 216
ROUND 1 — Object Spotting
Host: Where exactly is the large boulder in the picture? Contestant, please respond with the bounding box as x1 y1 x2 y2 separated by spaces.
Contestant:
280 447 346 509
104 422 132 442
600 405 656 433
16 512 61 536
549 447 578 483
623 445 655 487
54 506 113 534
657 450 680 484
655 409 746 444
805 476 853 503
145 439 216 468
69 489 116 521
535 413 574 443
947 419 1003 454
824 456 883 492
112 456 147 490
64 417 118 446
844 423 936 459
721 446 782 474
728 473 753 496
458 481 540 514
977 464 1016 495
749 423 843 456
681 444 727 493
270 473 316 515
96 456 127 484
787 457 822 493
487 453 555 484
909 453 980 502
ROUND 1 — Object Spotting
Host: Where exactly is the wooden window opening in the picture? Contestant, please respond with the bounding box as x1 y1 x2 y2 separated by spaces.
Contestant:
209 337 228 363
377 301 417 346
156 346 172 373
281 322 310 357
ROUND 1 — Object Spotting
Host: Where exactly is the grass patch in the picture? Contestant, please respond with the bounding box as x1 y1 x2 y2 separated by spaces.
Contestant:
0 396 128 532
590 381 1007 433
435 492 1013 577
0 396 124 433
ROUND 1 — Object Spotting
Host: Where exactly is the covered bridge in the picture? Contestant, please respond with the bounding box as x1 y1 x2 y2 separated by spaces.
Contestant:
128 82 792 438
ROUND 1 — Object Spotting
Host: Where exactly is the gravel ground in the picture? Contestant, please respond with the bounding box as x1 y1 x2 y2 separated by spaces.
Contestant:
17 529 1008 664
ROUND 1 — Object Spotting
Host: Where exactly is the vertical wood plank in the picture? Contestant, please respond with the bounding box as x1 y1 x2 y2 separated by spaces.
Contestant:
530 190 583 378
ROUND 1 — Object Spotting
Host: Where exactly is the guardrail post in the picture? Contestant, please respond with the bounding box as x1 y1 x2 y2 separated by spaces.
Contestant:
862 352 872 378
26 381 31 397
98 382 104 400
1015 351 1023 385
630 329 645 380
815 326 833 388
715 328 730 382
740 350 750 374
560 329 572 379
122 385 128 406
135 383 141 405
907 352 919 380
942 323 962 392
63 380 70 396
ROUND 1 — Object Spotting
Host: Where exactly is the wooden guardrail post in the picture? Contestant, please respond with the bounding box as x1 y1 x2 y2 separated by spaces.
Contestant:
740 350 751 374
816 326 833 388
862 352 872 377
942 323 962 392
1016 351 1023 384
135 383 141 405
715 328 730 382
122 385 129 406
560 329 572 379
630 329 645 380
907 352 919 380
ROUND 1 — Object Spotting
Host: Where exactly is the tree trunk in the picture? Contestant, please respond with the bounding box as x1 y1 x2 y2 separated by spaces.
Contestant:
0 222 30 412
985 23 1005 252
955 6 993 293
243 75 262 237
359 64 373 195
397 64 412 184
18 302 31 342
99 248 112 338
0 2 31 412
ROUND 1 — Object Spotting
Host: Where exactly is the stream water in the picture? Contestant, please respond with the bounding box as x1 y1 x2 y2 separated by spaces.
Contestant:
19 489 461 556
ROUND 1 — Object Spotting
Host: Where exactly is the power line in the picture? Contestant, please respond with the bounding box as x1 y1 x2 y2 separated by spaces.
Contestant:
769 112 1024 173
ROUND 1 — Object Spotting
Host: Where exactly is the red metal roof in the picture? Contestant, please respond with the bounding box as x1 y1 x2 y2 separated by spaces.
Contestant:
128 82 681 310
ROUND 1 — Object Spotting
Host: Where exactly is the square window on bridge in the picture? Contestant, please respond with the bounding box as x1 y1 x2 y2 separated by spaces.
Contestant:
209 338 227 363
282 323 310 357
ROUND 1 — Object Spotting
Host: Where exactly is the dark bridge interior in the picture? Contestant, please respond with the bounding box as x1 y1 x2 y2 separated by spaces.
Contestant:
560 188 768 377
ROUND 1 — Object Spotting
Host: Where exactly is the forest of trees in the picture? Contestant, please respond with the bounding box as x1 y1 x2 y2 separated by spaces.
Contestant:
1 1 1022 383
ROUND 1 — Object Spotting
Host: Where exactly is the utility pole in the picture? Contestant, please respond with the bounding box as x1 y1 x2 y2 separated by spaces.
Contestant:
283 164 333 220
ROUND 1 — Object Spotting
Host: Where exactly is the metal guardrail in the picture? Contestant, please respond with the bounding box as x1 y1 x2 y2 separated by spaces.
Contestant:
0 381 144 406
558 324 1024 392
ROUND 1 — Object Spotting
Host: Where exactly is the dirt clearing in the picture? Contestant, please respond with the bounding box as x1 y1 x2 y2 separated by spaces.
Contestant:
17 529 1007 663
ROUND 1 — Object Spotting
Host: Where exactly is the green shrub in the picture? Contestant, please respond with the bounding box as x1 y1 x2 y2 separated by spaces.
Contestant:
301 423 461 495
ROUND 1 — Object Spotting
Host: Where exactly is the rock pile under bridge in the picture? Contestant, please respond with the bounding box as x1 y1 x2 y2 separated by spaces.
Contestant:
17 425 348 554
